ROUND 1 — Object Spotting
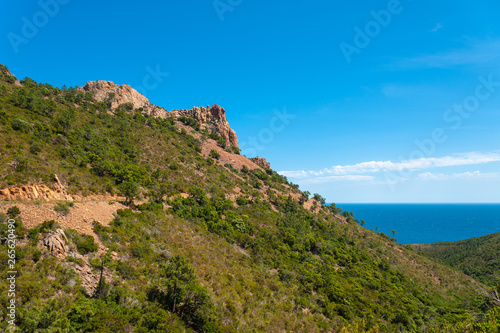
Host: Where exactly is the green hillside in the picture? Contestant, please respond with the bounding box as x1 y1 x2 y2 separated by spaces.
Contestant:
0 64 499 332
414 232 500 287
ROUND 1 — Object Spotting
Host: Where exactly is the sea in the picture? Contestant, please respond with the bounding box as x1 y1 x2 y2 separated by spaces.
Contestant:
334 204 500 244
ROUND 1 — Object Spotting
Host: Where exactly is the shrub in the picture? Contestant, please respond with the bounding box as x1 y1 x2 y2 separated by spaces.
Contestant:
33 250 42 263
54 201 74 215
313 193 326 205
39 220 60 233
118 181 140 206
231 218 249 233
231 145 240 154
209 149 220 160
66 229 98 254
11 118 30 133
236 196 248 206
7 206 20 217
252 169 268 181
29 142 43 155
137 201 163 212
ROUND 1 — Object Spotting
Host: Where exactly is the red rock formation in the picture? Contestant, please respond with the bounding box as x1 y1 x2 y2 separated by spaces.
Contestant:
80 81 239 148
0 184 72 202
78 81 167 118
251 157 271 169
43 229 68 258
171 104 238 148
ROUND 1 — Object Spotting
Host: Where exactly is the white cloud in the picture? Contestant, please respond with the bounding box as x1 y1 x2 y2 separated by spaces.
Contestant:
430 23 443 32
418 171 500 181
279 152 500 179
299 175 375 185
389 39 500 69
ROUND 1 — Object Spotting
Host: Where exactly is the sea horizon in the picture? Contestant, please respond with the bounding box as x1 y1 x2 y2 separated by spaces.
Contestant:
331 203 500 244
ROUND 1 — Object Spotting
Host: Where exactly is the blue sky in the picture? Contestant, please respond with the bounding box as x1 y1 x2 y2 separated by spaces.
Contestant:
1 0 500 203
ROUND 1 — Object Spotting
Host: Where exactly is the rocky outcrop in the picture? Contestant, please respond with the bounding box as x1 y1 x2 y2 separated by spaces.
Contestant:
171 104 238 147
0 67 14 77
251 157 271 169
78 81 168 118
43 229 68 258
79 81 238 148
0 184 72 201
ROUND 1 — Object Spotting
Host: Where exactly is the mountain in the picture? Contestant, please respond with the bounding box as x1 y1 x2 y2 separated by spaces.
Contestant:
414 233 500 287
78 80 239 148
0 64 499 332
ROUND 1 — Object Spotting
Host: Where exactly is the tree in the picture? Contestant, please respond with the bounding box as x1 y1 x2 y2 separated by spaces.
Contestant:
96 251 112 298
359 219 366 227
313 193 326 205
57 107 76 134
375 226 380 233
149 181 170 203
209 149 220 160
118 181 140 205
160 255 196 313
391 230 397 239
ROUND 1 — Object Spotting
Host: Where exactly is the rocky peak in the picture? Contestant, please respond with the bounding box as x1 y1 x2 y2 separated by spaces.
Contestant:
0 67 13 77
78 81 167 118
80 80 238 148
171 104 238 148
251 157 271 169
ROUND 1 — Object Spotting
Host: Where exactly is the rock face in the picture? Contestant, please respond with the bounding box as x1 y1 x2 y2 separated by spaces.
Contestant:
43 229 68 258
0 67 13 77
78 81 167 118
251 157 271 169
0 184 72 201
171 104 238 148
79 81 238 148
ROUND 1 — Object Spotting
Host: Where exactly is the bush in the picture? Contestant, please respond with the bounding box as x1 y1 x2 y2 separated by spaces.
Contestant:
11 118 30 133
209 149 220 160
66 229 98 254
39 220 60 233
118 181 140 206
54 201 74 215
30 142 43 155
33 250 42 263
231 146 240 154
252 169 268 181
236 196 248 206
7 206 20 217
137 201 163 212
313 193 326 205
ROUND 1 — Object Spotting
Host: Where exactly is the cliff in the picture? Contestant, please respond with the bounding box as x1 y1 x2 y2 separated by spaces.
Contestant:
171 104 238 147
79 81 238 148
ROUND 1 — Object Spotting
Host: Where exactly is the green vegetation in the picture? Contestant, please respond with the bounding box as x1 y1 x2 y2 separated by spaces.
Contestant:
0 64 498 332
65 229 98 254
414 232 500 287
54 201 74 215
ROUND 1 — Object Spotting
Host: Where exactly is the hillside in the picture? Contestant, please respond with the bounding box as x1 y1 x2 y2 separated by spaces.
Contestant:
0 64 499 332
414 233 500 287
